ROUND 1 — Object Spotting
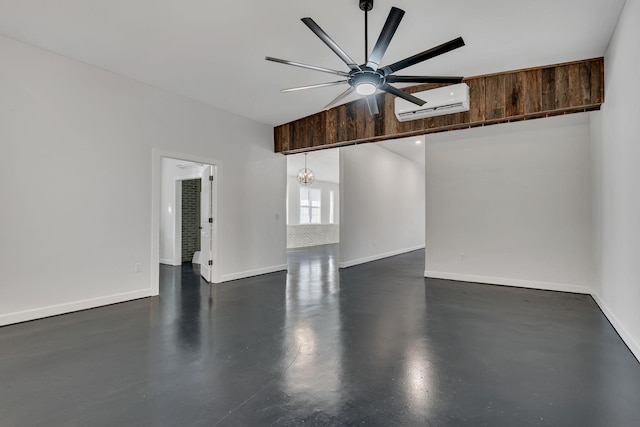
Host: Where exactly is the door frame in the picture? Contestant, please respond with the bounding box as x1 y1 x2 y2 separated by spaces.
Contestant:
151 148 222 295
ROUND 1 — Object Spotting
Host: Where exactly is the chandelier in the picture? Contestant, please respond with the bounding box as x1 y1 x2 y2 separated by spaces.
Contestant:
297 153 314 186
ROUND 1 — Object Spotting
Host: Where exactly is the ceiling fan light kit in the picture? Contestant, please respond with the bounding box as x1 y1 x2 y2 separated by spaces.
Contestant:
266 0 466 115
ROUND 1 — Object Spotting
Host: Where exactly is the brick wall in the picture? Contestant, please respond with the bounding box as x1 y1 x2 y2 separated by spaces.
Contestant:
181 179 201 262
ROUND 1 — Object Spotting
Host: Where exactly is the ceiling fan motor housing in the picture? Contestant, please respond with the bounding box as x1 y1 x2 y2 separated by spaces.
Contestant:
359 0 374 12
349 69 385 95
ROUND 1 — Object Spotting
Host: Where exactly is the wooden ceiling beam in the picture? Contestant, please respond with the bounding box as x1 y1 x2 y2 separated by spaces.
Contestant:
274 57 604 154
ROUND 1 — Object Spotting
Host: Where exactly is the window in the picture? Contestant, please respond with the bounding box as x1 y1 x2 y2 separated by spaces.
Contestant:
300 188 321 224
329 191 335 224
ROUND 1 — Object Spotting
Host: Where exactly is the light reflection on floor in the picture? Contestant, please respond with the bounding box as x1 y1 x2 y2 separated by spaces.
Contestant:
285 244 343 416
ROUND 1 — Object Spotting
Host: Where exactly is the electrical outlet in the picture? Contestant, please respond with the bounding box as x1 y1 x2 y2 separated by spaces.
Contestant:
134 263 142 273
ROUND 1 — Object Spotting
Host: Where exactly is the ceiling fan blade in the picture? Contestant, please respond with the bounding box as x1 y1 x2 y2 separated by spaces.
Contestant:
301 18 362 72
282 80 348 93
386 75 464 84
366 95 379 115
381 84 426 106
366 7 405 71
324 87 356 110
381 37 465 76
265 57 350 77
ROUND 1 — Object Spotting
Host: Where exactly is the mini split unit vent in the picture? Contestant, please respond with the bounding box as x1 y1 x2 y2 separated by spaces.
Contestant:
395 83 470 122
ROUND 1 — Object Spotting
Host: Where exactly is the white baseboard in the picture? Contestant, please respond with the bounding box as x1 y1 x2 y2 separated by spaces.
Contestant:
159 258 181 266
219 264 288 283
424 270 592 294
0 288 153 327
339 245 425 269
591 293 640 363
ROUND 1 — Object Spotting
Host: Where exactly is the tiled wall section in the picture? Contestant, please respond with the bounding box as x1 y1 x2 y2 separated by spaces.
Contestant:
287 224 339 248
181 179 201 262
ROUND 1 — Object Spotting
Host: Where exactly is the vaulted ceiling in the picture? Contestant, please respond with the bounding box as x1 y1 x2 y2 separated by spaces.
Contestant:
0 0 626 126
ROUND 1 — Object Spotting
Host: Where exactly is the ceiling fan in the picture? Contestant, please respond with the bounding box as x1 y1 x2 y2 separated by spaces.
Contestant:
266 0 466 115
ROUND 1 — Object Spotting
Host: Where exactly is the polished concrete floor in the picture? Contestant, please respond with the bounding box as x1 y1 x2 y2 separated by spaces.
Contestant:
1 245 639 426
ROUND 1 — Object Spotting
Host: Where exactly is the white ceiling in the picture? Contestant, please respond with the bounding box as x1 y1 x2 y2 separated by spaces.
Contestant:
287 149 340 183
378 135 425 165
286 135 424 184
0 0 625 126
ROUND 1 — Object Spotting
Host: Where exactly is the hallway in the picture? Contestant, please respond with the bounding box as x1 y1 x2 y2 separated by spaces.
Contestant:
1 246 639 426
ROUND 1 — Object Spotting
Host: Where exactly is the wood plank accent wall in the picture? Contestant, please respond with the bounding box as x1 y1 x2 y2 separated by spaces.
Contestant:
274 57 604 153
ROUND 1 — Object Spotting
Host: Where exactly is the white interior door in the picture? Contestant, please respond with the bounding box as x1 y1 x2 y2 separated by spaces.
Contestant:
200 166 214 282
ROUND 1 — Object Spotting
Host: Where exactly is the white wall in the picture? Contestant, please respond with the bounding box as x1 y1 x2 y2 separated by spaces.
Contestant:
286 176 339 225
0 35 286 326
424 114 593 293
339 144 425 268
591 0 640 360
159 159 204 265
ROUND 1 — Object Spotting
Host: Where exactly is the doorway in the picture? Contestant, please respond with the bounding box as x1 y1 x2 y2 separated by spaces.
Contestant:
151 150 220 295
285 149 340 250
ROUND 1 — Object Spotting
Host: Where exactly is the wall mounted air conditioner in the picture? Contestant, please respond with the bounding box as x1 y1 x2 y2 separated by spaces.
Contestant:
394 83 470 122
